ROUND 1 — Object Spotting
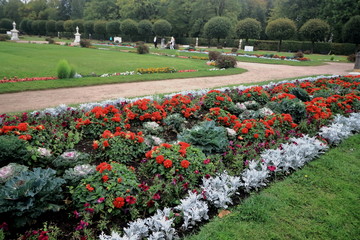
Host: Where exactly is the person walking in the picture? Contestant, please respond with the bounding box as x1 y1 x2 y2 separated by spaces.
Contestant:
170 36 175 49
153 36 157 48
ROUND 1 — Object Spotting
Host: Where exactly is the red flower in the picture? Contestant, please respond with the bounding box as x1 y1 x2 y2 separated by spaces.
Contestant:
156 155 165 164
17 123 28 131
153 193 161 200
147 200 155 207
96 162 112 173
163 159 173 168
102 175 109 182
241 128 249 134
253 133 259 138
86 184 94 192
92 141 99 149
125 196 137 205
267 166 276 172
181 160 190 168
103 140 110 147
113 197 125 208
161 143 172 148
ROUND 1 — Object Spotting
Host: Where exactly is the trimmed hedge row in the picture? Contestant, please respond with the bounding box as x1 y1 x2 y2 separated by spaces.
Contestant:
176 37 357 55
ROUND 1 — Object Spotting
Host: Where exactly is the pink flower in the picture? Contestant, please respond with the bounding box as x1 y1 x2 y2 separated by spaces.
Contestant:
267 165 277 172
203 159 211 164
97 197 105 203
153 192 161 200
125 196 137 205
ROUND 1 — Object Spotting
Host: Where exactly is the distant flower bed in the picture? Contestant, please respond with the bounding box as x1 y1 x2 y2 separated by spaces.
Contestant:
179 50 311 62
136 67 176 74
0 76 58 84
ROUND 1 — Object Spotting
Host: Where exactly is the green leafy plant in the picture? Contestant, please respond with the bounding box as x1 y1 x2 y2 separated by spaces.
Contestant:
290 87 311 102
163 113 187 133
0 168 65 227
52 150 91 171
268 98 306 123
201 90 235 110
70 162 139 218
216 55 237 68
56 59 75 79
138 142 217 209
178 120 229 154
94 130 147 164
0 135 29 167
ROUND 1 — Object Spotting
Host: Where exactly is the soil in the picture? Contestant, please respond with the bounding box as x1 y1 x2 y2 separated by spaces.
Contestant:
0 61 354 114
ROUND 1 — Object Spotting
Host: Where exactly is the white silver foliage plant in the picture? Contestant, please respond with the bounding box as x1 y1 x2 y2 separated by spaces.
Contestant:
201 171 241 208
175 191 209 230
241 160 269 192
261 135 328 173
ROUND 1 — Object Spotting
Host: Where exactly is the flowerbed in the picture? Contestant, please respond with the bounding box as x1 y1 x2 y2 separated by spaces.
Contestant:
0 76 58 84
0 74 359 239
178 50 310 62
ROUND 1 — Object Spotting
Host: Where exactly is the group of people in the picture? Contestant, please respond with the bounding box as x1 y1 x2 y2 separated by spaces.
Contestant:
153 36 175 49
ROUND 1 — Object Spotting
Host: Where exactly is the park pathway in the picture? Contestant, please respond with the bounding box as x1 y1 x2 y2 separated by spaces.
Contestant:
0 61 355 114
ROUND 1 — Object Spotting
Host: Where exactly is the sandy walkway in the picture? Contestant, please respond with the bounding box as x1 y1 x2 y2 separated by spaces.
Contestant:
0 61 354 114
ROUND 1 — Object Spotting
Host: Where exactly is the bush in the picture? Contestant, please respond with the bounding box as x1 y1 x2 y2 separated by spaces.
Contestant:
0 168 65 227
347 54 356 62
136 41 149 54
45 37 55 44
79 39 91 48
0 135 29 167
0 34 10 41
216 55 237 69
231 48 238 53
208 51 222 61
268 98 306 123
294 51 304 58
178 120 229 154
56 59 75 79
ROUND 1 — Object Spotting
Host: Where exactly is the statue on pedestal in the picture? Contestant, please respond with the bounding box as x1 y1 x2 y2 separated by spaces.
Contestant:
74 26 81 43
11 21 19 41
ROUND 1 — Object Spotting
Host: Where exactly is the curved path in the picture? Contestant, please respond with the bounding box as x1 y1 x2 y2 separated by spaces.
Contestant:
0 61 354 114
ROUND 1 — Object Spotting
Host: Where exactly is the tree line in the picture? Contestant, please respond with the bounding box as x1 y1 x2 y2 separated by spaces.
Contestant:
0 0 359 45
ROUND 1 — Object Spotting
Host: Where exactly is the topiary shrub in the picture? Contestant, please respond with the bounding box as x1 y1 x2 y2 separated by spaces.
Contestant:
56 59 75 79
0 135 29 167
216 55 237 69
79 39 91 48
0 168 65 227
136 41 149 54
231 48 238 53
178 120 229 154
208 51 222 61
347 54 356 62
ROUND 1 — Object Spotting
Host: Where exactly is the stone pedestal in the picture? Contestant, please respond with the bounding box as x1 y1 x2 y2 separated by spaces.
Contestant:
161 38 165 49
196 37 199 48
10 21 19 41
238 39 243 49
354 52 360 72
74 26 81 43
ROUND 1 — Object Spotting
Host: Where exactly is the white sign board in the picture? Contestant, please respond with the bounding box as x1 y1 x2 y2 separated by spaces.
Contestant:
244 46 254 52
6 31 11 35
114 37 122 43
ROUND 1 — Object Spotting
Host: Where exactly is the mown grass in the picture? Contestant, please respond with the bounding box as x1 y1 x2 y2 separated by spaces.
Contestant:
185 134 360 240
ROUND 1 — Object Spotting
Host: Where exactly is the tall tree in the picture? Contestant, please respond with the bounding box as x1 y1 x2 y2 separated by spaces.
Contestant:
269 0 323 27
165 0 193 37
236 18 262 44
266 18 297 51
342 15 360 51
71 0 85 19
3 0 23 23
120 18 137 41
320 0 360 42
58 0 71 20
116 0 165 20
203 16 232 45
84 0 119 20
299 19 330 53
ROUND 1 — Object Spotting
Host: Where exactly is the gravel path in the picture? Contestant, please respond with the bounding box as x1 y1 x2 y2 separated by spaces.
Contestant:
0 61 354 114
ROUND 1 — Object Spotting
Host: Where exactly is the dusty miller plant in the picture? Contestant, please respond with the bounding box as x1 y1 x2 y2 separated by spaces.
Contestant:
241 161 269 192
201 171 241 208
175 191 209 230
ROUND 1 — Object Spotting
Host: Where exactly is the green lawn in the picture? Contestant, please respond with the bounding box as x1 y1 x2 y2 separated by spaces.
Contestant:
185 134 360 240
